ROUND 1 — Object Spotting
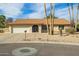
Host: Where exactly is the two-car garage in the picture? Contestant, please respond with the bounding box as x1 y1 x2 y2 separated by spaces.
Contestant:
12 25 32 33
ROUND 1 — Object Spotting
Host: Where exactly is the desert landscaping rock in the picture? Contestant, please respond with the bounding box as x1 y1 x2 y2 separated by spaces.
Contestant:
1 33 79 44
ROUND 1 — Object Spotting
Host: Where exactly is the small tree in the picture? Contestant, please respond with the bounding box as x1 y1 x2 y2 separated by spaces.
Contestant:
0 15 6 33
59 25 64 36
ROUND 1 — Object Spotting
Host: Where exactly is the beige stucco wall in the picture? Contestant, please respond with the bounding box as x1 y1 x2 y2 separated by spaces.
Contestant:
12 25 42 33
6 25 42 33
4 25 12 33
53 26 70 34
39 25 42 33
54 26 59 32
6 25 70 33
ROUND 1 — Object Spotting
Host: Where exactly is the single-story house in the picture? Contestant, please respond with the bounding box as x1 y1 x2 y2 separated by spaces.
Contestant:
7 19 70 33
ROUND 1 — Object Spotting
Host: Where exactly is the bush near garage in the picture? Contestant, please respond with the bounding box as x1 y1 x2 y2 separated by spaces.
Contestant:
65 27 75 34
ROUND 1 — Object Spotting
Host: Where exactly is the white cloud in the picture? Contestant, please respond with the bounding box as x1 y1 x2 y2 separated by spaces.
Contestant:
0 3 53 19
23 12 44 19
55 4 78 20
22 3 51 19
0 3 45 19
20 3 78 20
0 3 24 18
55 8 68 19
0 3 77 20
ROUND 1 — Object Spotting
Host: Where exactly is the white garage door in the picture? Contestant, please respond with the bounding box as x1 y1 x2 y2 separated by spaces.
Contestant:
13 26 31 33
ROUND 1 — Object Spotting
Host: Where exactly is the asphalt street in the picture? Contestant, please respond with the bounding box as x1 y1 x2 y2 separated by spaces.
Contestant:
0 43 79 56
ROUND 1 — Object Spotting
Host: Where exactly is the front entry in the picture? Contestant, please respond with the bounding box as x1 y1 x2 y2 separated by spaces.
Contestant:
32 25 39 32
77 28 79 32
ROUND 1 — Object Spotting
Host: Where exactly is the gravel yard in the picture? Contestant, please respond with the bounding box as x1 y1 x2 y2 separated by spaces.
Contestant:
0 33 79 43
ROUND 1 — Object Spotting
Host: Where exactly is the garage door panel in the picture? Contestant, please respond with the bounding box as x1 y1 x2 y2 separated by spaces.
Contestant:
13 27 30 33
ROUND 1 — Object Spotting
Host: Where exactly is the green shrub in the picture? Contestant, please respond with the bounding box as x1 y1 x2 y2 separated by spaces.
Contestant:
77 24 79 29
65 28 75 34
0 29 4 33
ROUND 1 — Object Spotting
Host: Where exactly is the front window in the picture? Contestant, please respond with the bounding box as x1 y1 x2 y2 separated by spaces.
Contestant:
41 25 47 33
58 25 64 30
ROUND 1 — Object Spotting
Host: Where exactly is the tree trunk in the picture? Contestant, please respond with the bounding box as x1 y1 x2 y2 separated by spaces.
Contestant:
67 3 72 24
60 29 62 36
71 4 75 28
50 3 54 35
75 4 79 31
44 3 49 34
50 3 52 35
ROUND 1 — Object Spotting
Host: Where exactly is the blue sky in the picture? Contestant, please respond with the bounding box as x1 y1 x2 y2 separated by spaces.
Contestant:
0 3 78 20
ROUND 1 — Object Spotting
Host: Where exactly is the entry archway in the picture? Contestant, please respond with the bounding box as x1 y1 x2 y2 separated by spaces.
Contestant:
32 25 39 32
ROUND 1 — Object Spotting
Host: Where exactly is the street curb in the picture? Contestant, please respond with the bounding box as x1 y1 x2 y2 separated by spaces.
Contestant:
0 41 79 46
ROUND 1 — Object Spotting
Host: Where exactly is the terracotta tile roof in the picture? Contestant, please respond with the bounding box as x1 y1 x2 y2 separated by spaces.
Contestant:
8 19 70 26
